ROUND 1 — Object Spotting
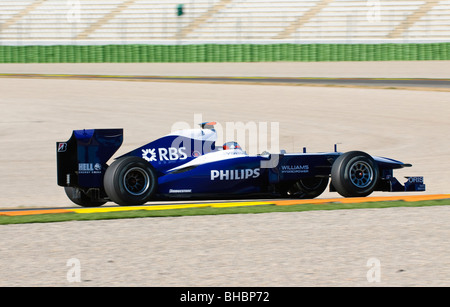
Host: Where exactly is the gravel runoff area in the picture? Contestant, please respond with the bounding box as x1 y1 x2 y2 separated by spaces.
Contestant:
0 61 449 287
0 206 449 287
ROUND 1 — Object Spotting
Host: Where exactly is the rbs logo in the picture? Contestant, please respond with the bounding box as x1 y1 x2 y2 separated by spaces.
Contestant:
142 147 187 162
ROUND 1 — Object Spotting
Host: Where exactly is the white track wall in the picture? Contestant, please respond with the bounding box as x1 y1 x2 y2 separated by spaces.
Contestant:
0 0 449 45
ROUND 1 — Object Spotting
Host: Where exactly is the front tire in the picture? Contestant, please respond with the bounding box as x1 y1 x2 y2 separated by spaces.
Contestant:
104 156 157 206
331 151 379 197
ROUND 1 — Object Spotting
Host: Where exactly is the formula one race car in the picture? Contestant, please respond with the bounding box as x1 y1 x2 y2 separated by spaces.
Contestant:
56 122 425 207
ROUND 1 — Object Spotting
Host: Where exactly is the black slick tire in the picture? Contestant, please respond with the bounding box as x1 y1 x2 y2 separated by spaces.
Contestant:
331 151 379 197
104 156 157 206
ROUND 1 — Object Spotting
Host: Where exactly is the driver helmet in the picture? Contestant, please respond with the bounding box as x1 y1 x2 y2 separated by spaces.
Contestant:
223 141 241 150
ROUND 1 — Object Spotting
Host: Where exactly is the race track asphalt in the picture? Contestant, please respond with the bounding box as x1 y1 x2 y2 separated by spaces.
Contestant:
0 62 449 287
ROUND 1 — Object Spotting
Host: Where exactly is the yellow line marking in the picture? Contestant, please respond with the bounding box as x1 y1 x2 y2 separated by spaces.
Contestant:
1 195 449 216
68 203 212 214
68 202 273 214
69 195 450 214
209 201 273 208
68 206 149 214
273 198 342 206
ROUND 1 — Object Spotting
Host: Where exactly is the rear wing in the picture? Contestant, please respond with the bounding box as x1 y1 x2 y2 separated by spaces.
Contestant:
56 129 123 188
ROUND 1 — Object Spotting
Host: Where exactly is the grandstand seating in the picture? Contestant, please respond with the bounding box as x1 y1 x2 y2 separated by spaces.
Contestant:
0 0 449 44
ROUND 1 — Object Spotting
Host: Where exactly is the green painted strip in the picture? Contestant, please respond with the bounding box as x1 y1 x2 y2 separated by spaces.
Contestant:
0 43 449 63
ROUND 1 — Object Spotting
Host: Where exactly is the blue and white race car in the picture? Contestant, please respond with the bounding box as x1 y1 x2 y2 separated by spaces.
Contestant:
57 122 425 207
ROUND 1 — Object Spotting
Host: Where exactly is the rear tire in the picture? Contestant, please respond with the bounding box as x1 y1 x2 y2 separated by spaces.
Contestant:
331 151 379 197
104 156 157 206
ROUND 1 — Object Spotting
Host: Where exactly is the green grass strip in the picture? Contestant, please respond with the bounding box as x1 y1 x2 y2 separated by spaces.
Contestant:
0 199 449 225
0 43 449 63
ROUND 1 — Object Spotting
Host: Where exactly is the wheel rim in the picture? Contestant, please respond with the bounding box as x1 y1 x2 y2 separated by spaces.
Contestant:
349 161 373 188
123 167 150 196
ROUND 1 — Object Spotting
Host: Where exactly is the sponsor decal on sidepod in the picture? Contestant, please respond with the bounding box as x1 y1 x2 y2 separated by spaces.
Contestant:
280 165 309 173
142 147 188 162
211 168 260 181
